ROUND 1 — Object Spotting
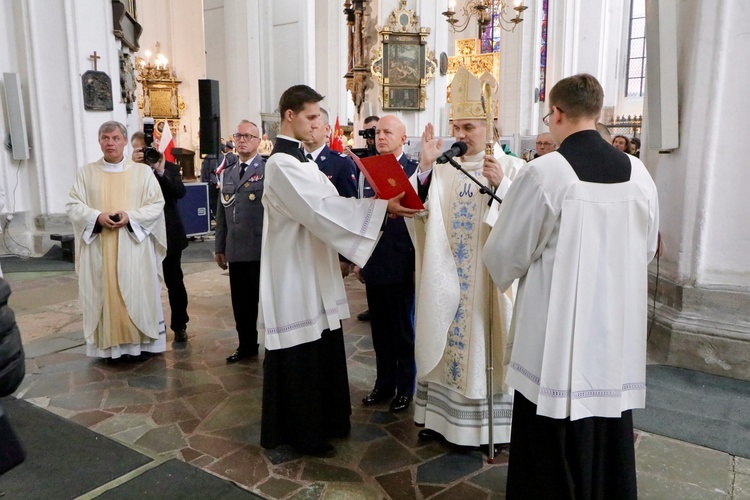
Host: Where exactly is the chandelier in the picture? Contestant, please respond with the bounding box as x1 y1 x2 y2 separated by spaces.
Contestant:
134 42 175 81
442 0 528 33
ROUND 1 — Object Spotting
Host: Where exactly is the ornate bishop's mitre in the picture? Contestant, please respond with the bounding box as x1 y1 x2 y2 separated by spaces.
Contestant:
450 66 499 121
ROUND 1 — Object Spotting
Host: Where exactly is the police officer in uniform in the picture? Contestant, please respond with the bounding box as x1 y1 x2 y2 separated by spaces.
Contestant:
303 107 357 198
215 120 265 362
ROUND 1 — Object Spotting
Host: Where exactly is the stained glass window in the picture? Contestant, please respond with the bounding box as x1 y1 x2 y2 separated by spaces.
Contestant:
539 0 548 101
626 0 646 97
480 1 503 53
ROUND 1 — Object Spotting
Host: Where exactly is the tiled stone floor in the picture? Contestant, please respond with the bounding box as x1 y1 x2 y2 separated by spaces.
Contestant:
6 260 750 499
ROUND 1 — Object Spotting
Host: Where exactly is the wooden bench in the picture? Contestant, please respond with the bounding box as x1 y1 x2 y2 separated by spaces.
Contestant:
50 234 75 263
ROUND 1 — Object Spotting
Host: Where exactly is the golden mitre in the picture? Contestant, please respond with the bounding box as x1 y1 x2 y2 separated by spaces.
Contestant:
450 66 499 120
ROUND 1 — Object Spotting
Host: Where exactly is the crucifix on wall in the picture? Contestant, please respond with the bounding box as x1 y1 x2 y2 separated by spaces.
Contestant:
82 50 114 111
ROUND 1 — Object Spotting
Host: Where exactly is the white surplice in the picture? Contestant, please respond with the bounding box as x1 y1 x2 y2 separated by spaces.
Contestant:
66 158 167 358
483 152 659 421
259 148 388 351
407 146 525 446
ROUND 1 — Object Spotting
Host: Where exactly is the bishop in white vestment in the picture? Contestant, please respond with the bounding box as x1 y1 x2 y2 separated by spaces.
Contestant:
408 68 525 448
66 121 167 360
483 74 659 499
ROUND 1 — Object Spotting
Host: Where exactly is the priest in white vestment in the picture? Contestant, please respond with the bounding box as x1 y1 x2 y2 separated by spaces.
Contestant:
408 67 525 449
259 85 419 458
483 74 659 499
66 121 167 360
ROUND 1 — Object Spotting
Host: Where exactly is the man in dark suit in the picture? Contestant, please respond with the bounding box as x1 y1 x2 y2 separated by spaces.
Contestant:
355 115 418 413
200 144 223 221
302 107 357 198
215 120 265 362
131 132 190 342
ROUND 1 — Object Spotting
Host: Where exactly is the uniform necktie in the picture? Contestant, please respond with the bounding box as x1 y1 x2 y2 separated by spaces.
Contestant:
306 153 314 161
239 162 248 178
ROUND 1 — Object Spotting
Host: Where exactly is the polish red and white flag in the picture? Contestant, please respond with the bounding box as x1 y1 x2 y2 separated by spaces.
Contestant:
158 121 175 162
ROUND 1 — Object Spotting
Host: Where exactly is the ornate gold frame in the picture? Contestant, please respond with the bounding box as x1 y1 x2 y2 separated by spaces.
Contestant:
370 0 436 111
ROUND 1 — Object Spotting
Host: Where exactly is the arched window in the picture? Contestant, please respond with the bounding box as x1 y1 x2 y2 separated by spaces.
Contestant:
626 0 646 97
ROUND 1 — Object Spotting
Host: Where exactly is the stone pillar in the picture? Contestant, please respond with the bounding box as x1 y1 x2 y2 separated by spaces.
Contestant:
223 0 263 132
645 1 750 381
0 0 131 254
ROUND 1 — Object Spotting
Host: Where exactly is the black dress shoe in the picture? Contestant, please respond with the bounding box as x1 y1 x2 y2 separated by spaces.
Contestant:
174 329 188 342
362 387 395 405
389 395 413 413
417 428 445 441
356 309 371 321
226 347 258 363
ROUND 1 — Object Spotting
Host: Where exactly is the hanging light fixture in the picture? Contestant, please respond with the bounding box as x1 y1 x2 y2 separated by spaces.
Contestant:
135 41 175 81
442 0 527 34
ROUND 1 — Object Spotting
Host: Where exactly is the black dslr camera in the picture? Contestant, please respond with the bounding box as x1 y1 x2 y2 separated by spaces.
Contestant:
358 128 376 140
141 117 163 164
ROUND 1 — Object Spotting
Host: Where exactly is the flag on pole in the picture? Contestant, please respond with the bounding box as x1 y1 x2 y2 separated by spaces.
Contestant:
158 121 175 162
329 116 344 152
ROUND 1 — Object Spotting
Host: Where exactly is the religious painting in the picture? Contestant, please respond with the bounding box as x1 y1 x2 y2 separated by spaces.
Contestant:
261 112 281 141
386 43 421 86
369 1 436 111
387 87 420 110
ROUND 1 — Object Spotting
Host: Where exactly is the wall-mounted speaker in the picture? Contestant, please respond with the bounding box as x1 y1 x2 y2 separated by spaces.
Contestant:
2 72 30 161
645 0 679 151
199 79 221 156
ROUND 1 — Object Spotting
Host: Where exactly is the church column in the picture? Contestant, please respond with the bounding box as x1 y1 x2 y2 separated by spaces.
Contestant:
0 0 130 254
313 0 350 123
222 0 263 131
645 1 750 380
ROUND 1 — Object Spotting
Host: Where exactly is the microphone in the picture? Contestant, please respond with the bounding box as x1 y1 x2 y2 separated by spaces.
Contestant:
436 141 468 164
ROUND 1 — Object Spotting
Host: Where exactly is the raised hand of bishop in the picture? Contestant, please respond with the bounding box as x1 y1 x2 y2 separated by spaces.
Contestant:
419 123 443 172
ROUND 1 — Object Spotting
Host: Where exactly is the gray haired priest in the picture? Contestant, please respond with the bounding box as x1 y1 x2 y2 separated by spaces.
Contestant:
408 67 525 449
66 121 167 360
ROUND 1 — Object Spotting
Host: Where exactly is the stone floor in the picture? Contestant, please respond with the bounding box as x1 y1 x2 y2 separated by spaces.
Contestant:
5 260 750 499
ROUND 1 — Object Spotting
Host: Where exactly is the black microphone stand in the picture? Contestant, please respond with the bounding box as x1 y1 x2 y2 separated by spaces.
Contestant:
445 157 503 205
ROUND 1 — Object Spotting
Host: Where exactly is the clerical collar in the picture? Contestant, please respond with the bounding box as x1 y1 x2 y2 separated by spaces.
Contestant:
306 144 326 161
462 150 485 163
102 156 126 172
276 134 301 146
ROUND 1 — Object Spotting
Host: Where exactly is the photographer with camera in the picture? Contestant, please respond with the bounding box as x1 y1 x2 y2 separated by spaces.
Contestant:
132 121 189 344
352 115 379 161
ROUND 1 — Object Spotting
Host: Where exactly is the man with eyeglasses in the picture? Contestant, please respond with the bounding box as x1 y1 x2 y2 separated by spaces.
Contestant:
215 120 265 362
484 73 659 498
534 132 556 158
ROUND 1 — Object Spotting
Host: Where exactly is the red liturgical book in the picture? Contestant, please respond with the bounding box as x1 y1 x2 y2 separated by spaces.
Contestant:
350 152 425 210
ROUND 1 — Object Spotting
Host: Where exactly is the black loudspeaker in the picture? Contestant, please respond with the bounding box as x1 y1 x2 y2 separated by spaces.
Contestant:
199 79 221 155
